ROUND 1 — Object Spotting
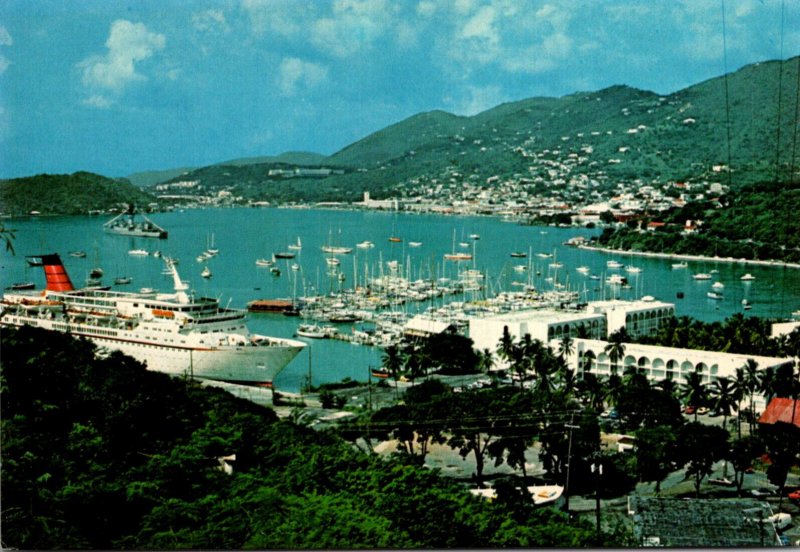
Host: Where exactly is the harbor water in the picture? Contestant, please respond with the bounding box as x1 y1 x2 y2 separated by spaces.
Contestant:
3 207 800 392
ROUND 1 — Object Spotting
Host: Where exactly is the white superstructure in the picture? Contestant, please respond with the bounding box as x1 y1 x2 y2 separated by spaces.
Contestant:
1 254 305 385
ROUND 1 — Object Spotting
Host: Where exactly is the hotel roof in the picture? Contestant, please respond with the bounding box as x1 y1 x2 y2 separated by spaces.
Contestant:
472 308 605 324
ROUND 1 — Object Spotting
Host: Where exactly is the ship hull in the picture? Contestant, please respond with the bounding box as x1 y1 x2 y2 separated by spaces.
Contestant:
2 316 304 385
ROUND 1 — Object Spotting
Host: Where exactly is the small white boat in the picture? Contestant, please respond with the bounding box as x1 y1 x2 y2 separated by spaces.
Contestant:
291 263 300 271
576 266 590 273
625 266 642 273
139 287 156 294
356 241 375 249
326 257 341 266
128 249 149 256
606 274 628 285
707 291 723 300
296 324 328 339
741 273 756 281
672 262 688 269
693 273 712 280
607 260 623 269
255 258 274 267
711 281 725 290
537 252 552 259
408 241 422 247
513 265 528 272
114 276 132 285
469 234 480 240
287 237 302 251
321 245 353 254
201 266 212 278
549 262 563 268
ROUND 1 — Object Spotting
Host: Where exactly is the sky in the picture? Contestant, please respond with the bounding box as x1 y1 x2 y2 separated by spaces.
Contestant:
1 0 799 179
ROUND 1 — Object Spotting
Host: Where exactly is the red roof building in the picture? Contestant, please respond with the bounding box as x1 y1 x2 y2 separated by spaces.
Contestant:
758 398 800 428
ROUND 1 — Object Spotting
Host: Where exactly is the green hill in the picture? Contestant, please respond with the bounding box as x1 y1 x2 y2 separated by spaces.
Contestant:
147 56 797 203
126 167 196 187
0 172 159 216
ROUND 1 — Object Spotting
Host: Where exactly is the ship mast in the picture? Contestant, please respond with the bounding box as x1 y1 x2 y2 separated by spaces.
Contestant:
165 257 191 304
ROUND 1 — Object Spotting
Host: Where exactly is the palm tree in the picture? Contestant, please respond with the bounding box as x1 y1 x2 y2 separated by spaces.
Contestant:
496 325 515 365
580 350 596 379
710 377 739 434
731 366 748 439
758 366 776 404
557 333 575 360
604 374 624 408
656 378 679 399
680 371 707 422
381 344 405 399
743 359 760 435
476 348 494 375
604 328 628 376
577 372 606 412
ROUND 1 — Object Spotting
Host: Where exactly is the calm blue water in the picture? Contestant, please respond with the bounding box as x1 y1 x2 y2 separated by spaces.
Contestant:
3 207 800 391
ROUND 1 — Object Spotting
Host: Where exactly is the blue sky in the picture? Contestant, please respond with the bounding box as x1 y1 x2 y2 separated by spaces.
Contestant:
1 0 799 178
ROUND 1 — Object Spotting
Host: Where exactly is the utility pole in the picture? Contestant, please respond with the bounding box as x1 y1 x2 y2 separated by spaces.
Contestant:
564 412 578 513
591 457 603 539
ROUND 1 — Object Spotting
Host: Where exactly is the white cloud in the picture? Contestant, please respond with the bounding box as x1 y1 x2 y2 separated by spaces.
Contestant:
78 20 165 99
0 25 11 75
191 9 229 33
449 85 505 116
395 21 418 49
278 57 328 96
82 95 113 109
416 1 437 17
0 25 12 46
310 0 397 58
241 0 303 37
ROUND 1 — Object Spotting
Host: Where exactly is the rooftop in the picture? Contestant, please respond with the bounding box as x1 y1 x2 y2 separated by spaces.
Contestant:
758 398 800 428
628 497 778 547
472 308 605 325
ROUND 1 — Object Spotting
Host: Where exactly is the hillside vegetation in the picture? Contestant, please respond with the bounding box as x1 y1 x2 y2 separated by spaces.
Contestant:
594 179 800 263
0 326 606 549
149 57 799 202
0 172 158 216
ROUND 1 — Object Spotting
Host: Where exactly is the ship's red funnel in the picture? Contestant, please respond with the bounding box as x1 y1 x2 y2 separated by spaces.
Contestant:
38 254 75 292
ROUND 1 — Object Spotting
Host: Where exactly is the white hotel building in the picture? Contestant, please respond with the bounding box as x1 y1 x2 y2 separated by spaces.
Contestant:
467 300 792 410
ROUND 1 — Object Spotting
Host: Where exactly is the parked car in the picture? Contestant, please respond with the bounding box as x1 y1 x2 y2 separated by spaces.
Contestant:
697 406 710 415
684 405 696 415
787 490 800 501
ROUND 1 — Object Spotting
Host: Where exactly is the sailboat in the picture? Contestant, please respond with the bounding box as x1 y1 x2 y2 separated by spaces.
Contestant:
287 237 302 251
444 229 472 261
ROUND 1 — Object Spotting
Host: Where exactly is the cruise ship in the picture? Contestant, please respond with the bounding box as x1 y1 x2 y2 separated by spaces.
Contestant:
1 254 305 385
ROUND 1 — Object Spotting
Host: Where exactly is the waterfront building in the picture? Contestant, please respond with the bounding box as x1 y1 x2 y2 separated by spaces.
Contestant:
585 299 675 338
403 315 455 339
469 309 607 354
569 338 792 410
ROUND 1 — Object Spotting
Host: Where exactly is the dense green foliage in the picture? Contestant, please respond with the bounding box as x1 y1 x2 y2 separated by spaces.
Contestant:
1 326 606 549
637 313 800 358
594 179 800 262
0 172 158 216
